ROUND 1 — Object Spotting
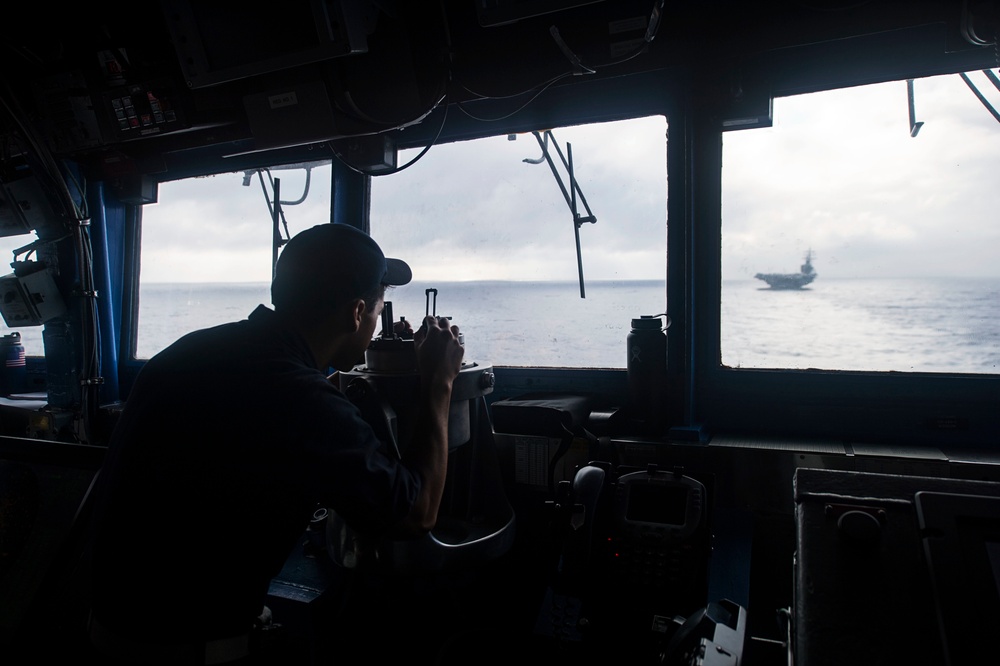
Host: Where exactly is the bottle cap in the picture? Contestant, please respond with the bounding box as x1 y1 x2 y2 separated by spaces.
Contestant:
631 315 663 329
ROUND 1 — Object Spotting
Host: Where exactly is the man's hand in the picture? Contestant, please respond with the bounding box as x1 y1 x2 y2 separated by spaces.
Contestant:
413 316 464 387
394 316 464 536
392 317 414 338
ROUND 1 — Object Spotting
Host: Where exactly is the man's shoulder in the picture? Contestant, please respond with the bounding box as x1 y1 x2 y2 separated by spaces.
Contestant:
150 319 247 358
154 307 283 357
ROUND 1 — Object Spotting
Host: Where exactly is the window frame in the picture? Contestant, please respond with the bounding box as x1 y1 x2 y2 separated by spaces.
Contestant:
687 84 1000 450
114 58 999 451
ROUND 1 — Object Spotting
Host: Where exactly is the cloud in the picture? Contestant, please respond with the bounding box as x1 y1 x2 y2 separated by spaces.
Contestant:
139 168 334 282
372 115 668 281
722 72 1000 280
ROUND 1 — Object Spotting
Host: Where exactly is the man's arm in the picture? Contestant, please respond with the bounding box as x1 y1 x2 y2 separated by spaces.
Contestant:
393 315 464 536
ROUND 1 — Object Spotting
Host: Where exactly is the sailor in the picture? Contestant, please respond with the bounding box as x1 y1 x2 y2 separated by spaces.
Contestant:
85 223 464 664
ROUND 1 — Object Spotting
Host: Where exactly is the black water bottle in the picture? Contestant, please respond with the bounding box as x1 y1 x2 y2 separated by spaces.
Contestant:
627 315 668 430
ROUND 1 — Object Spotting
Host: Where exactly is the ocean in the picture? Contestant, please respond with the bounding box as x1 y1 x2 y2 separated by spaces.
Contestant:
722 277 1000 373
6 278 999 374
132 280 664 367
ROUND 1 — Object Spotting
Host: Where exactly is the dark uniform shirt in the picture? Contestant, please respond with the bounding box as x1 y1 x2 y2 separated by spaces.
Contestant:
89 305 420 643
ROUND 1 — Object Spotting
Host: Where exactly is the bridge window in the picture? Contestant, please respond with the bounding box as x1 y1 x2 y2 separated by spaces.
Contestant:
370 115 668 368
721 72 1000 375
136 166 333 359
134 115 667 369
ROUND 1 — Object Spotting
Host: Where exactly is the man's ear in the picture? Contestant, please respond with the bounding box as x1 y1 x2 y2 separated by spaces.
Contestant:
347 298 366 333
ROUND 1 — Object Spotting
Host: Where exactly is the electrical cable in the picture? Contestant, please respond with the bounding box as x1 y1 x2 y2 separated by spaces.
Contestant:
453 0 664 122
1 80 101 443
455 72 576 123
551 0 665 71
330 3 452 133
329 2 664 169
329 98 450 176
456 69 577 103
315 1 457 176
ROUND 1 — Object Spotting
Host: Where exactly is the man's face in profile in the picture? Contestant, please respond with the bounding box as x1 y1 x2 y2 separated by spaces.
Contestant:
353 293 384 364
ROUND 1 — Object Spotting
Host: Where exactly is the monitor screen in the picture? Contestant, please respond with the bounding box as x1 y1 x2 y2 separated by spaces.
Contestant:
625 483 687 526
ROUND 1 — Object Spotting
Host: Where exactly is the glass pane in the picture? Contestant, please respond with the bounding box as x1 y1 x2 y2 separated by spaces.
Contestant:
722 72 1000 374
371 116 668 368
137 164 333 359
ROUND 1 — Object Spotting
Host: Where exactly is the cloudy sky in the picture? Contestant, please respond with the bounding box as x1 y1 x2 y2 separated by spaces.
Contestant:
2 69 997 288
369 114 669 284
723 69 1000 280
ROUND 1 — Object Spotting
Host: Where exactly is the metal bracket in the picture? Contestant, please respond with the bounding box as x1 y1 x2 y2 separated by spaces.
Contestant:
906 79 924 137
959 69 1000 124
524 130 597 298
909 70 1000 138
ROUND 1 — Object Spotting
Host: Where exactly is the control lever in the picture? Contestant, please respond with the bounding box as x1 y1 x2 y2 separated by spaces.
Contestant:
418 288 463 347
379 301 395 339
425 288 437 317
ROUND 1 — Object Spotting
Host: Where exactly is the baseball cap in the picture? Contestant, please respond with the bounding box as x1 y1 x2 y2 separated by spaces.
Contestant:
271 224 411 313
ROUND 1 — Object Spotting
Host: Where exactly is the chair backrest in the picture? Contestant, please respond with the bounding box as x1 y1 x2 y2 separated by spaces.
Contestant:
0 436 104 656
0 460 40 581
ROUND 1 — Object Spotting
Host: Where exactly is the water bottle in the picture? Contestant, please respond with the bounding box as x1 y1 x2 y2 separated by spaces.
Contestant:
1 332 27 396
627 315 668 430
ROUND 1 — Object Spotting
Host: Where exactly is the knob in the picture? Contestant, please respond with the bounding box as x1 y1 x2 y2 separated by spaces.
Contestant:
345 377 372 399
480 370 496 389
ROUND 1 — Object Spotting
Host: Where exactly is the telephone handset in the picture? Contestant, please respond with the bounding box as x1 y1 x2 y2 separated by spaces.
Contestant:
556 463 608 583
534 463 611 646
